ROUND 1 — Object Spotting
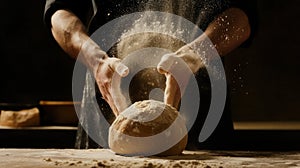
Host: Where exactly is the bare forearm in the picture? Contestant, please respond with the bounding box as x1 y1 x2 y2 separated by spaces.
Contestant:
51 9 89 58
159 8 251 108
51 10 107 72
51 10 129 116
193 8 251 56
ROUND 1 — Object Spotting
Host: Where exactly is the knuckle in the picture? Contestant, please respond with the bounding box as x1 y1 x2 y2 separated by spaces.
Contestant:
161 53 175 61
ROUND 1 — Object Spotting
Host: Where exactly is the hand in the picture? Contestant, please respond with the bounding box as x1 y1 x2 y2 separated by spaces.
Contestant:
157 45 203 109
81 40 129 116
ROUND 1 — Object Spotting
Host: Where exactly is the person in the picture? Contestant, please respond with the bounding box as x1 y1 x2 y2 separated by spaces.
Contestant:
44 0 255 149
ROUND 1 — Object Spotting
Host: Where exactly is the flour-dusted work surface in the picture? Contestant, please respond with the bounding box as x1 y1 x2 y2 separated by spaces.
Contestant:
0 149 300 168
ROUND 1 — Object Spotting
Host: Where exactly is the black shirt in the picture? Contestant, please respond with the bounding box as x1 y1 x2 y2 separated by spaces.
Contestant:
45 0 255 33
44 0 257 52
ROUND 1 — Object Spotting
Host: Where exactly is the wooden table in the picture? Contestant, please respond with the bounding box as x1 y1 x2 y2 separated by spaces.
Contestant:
1 149 299 168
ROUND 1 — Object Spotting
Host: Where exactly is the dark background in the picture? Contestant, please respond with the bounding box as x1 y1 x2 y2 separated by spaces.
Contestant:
0 0 299 121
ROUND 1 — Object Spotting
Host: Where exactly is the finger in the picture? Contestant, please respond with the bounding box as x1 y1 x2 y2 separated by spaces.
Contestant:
110 74 128 113
111 87 128 113
116 63 129 77
164 74 181 109
107 96 119 116
108 58 129 113
109 58 129 77
99 82 119 116
157 53 177 74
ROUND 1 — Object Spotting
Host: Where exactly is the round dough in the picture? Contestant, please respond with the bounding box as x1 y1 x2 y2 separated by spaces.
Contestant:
109 100 188 156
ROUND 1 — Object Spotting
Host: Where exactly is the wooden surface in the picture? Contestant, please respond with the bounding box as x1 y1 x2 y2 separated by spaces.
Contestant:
1 149 300 168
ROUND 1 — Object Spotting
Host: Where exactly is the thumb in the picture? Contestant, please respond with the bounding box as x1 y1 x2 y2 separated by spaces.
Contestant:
157 53 178 74
109 58 129 77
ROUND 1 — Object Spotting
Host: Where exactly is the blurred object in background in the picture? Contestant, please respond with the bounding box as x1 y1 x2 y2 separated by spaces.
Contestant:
39 101 79 126
0 108 40 127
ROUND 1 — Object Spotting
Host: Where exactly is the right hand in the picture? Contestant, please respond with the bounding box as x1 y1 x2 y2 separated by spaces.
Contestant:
81 39 129 116
157 45 204 109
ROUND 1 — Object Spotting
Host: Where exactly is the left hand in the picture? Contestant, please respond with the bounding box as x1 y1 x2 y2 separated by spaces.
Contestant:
157 45 204 109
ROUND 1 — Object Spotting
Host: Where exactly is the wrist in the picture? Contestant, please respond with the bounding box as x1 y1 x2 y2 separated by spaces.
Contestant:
176 44 205 73
80 39 107 74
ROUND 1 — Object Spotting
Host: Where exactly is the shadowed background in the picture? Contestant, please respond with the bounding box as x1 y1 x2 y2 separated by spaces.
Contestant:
0 0 299 122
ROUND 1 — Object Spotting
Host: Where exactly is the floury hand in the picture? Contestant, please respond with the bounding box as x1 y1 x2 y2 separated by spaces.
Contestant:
50 10 129 116
157 45 204 109
80 39 129 116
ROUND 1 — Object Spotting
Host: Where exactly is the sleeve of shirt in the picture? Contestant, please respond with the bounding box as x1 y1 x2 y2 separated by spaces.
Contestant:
44 0 93 29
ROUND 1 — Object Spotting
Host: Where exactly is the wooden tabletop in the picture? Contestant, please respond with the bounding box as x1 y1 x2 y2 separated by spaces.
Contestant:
1 149 299 168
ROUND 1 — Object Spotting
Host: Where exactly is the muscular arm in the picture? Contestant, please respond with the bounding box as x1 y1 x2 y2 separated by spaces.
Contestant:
51 9 106 72
159 7 251 73
158 8 251 108
50 9 129 116
177 8 251 71
197 8 251 56
51 10 87 58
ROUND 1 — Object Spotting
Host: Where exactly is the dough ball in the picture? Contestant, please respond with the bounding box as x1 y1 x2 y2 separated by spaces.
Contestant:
109 100 187 156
